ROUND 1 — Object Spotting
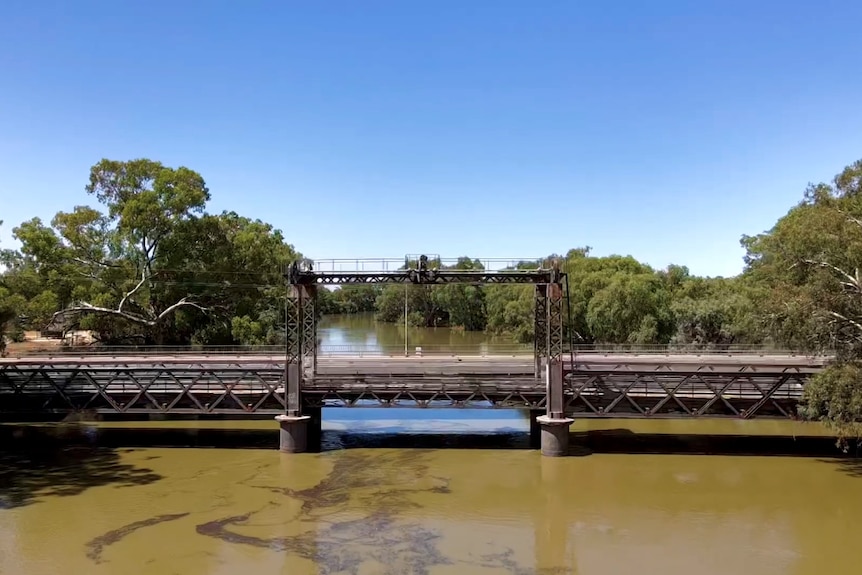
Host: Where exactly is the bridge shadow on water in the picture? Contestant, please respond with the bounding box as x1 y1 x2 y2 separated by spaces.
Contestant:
0 426 162 509
2 420 861 507
1 420 849 458
566 428 842 458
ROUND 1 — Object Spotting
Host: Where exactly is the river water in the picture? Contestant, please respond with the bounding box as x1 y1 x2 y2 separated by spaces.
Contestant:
1 314 858 574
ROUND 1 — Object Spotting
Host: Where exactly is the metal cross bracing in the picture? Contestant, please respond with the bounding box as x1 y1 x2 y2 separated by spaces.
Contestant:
283 255 570 422
0 358 287 415
546 281 565 419
0 355 825 417
533 285 547 380
563 358 822 418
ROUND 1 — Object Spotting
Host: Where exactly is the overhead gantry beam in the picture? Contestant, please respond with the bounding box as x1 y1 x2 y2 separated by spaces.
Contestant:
285 257 561 286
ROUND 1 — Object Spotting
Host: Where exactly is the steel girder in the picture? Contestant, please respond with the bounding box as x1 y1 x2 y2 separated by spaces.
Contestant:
285 256 562 286
286 269 558 286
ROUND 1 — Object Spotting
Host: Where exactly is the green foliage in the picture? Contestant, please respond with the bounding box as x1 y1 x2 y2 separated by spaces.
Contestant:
376 285 446 327
231 315 268 346
742 159 862 440
801 363 862 450
432 258 487 331
319 286 381 315
485 284 533 342
668 276 764 348
0 286 24 353
374 257 487 329
1 159 299 345
0 225 20 352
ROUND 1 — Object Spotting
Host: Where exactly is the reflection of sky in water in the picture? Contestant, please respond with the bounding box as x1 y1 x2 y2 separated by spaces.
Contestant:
317 324 378 347
324 407 528 434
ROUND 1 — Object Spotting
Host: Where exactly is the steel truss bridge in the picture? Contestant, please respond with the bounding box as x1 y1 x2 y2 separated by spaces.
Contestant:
0 256 830 420
0 352 828 418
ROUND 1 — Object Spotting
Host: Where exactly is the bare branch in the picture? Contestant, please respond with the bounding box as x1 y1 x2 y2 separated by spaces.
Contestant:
801 260 862 293
52 298 207 329
71 256 123 269
74 269 101 281
835 207 862 231
826 310 862 338
156 297 208 321
52 304 157 327
118 269 148 314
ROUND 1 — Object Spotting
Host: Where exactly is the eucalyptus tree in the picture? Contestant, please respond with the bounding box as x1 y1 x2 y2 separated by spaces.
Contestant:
743 159 862 444
5 159 300 344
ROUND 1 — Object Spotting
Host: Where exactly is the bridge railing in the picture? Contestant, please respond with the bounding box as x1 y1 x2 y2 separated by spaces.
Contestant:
2 343 831 359
307 257 544 273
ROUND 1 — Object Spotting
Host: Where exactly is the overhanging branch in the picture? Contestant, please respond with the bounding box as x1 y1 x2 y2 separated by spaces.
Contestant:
71 256 123 269
118 270 149 314
801 259 862 293
836 207 862 232
827 310 862 337
52 298 208 328
157 297 208 320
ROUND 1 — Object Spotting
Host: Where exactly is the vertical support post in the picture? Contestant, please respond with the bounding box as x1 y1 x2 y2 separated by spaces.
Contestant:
277 276 311 453
546 280 564 420
536 265 573 457
302 285 318 376
404 284 409 357
534 284 548 380
285 284 303 417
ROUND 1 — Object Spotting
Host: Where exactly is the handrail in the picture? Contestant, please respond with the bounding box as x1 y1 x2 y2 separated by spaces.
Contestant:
3 343 834 359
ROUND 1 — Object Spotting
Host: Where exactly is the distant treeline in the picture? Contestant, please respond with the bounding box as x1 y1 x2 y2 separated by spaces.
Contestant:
319 253 757 348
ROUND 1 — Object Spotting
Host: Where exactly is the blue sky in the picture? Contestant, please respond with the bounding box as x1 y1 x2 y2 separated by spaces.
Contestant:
1 0 861 278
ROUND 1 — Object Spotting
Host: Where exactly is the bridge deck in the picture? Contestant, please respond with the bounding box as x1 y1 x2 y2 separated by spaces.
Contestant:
0 353 829 418
0 353 829 368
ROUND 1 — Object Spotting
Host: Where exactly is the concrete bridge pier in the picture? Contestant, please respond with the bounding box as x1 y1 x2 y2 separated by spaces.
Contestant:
535 415 574 457
276 415 310 453
275 407 322 453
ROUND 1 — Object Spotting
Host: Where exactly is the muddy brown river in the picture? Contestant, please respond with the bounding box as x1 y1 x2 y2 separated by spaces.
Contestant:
0 418 859 575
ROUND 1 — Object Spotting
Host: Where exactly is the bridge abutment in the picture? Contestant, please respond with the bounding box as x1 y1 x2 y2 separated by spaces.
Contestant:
536 415 574 457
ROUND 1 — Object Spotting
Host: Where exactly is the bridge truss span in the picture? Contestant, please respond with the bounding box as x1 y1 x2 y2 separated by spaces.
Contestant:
565 357 822 418
0 354 826 418
0 357 288 415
